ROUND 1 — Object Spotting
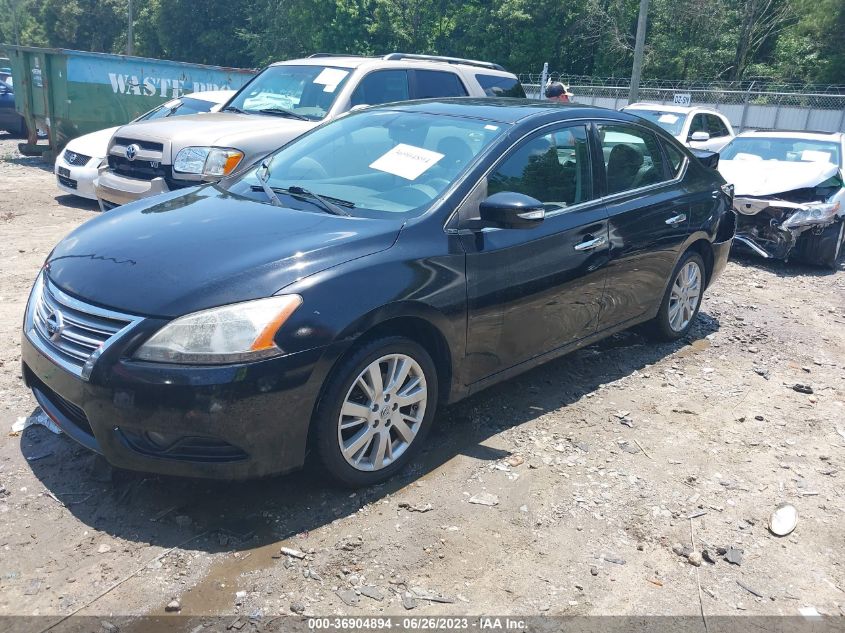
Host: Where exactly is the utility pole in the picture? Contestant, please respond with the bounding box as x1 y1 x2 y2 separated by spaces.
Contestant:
127 0 134 56
628 0 650 104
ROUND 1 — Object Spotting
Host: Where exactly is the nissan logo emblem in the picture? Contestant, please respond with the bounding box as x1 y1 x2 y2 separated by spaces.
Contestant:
43 306 65 343
125 144 139 161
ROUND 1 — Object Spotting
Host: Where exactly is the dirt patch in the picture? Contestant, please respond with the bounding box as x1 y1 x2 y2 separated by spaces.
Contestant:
1 132 843 620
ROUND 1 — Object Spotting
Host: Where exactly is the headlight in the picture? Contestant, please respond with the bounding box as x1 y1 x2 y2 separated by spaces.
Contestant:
173 146 244 178
781 201 841 230
134 295 302 364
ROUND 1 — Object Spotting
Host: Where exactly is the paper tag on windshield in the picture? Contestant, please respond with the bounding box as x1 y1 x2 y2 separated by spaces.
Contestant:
313 68 349 93
369 144 444 180
658 114 679 124
801 149 832 163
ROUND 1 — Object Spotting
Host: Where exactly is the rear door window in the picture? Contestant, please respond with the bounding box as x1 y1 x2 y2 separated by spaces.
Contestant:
598 124 668 194
662 141 686 177
350 70 410 107
475 74 526 98
410 70 468 98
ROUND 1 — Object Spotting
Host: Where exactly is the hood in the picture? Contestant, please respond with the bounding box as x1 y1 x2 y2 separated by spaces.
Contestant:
45 186 401 318
719 159 839 196
114 112 318 157
65 126 120 160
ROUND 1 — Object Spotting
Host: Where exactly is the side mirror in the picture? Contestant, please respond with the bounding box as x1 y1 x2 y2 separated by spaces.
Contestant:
478 192 545 229
690 131 710 142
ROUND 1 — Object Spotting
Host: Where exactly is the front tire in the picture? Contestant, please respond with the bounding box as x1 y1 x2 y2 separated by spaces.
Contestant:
313 336 438 487
644 250 706 342
796 220 844 271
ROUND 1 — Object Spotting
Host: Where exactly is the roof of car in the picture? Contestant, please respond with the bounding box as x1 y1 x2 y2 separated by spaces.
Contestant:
271 53 515 76
736 129 845 141
373 97 638 124
624 103 722 116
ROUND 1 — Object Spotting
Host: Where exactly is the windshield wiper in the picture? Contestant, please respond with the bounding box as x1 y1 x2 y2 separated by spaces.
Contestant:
255 161 283 207
287 186 351 216
250 177 353 216
257 107 309 121
221 105 246 113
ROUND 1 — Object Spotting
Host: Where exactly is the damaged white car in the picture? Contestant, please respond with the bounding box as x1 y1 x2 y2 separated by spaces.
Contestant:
719 130 845 269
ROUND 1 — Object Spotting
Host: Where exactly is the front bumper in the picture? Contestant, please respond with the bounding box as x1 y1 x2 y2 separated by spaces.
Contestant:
732 196 843 260
21 314 328 480
94 166 171 207
54 155 101 200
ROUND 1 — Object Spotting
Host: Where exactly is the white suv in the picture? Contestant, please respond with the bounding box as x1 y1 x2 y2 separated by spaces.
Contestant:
622 103 735 152
94 53 524 209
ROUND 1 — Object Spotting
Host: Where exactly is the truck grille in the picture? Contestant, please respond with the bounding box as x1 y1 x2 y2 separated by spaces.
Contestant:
63 150 92 166
108 155 170 181
112 138 164 153
27 275 139 376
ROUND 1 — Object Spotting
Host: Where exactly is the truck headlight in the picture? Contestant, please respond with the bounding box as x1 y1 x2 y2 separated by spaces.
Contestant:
173 146 244 178
781 201 841 230
134 295 302 364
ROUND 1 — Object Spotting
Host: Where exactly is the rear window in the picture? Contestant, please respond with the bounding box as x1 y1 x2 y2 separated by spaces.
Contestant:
475 74 526 98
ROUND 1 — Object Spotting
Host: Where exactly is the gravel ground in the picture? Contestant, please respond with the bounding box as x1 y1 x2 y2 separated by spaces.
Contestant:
1 133 844 622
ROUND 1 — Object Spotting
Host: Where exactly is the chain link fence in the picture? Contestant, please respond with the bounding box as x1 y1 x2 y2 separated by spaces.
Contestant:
519 74 845 133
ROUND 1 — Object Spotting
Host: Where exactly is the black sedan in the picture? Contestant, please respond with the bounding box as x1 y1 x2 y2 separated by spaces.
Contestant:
21 99 735 486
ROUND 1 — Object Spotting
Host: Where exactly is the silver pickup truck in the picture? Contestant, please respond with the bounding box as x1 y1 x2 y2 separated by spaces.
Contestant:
95 53 524 209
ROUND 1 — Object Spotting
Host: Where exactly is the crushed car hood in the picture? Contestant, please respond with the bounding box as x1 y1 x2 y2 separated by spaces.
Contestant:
45 186 401 318
719 159 839 196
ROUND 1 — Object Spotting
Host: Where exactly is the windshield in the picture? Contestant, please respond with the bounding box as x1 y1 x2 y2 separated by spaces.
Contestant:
627 109 685 136
226 109 507 217
136 96 219 122
721 137 841 167
224 65 352 121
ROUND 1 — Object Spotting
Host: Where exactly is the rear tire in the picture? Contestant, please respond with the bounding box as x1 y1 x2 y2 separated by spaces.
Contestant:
643 250 706 342
796 220 844 270
313 336 438 488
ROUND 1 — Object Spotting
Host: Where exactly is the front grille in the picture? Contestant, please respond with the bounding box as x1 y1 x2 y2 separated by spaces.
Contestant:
27 275 137 376
108 155 169 181
112 137 164 153
63 149 91 166
57 175 77 189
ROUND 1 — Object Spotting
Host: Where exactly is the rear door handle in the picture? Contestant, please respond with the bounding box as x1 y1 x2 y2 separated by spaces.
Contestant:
574 235 607 251
665 214 687 225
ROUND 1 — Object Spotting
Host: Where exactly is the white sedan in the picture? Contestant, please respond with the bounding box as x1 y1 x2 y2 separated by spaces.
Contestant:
55 90 234 200
622 103 735 152
719 130 845 269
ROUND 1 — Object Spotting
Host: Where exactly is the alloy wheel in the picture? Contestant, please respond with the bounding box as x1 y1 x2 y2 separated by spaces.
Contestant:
667 260 702 332
337 354 427 472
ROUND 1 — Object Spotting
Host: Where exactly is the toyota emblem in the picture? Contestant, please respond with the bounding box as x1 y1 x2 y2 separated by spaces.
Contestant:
43 306 65 343
125 144 139 161
67 152 77 163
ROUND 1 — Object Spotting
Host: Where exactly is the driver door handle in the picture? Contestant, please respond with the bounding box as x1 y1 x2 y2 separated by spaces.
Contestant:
574 235 607 251
665 213 687 225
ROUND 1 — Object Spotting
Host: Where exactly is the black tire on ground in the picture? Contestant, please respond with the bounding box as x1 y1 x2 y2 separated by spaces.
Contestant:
795 220 844 271
313 336 439 488
643 250 706 342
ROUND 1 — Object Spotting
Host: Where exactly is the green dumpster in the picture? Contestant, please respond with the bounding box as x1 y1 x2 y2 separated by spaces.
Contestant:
3 45 255 158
